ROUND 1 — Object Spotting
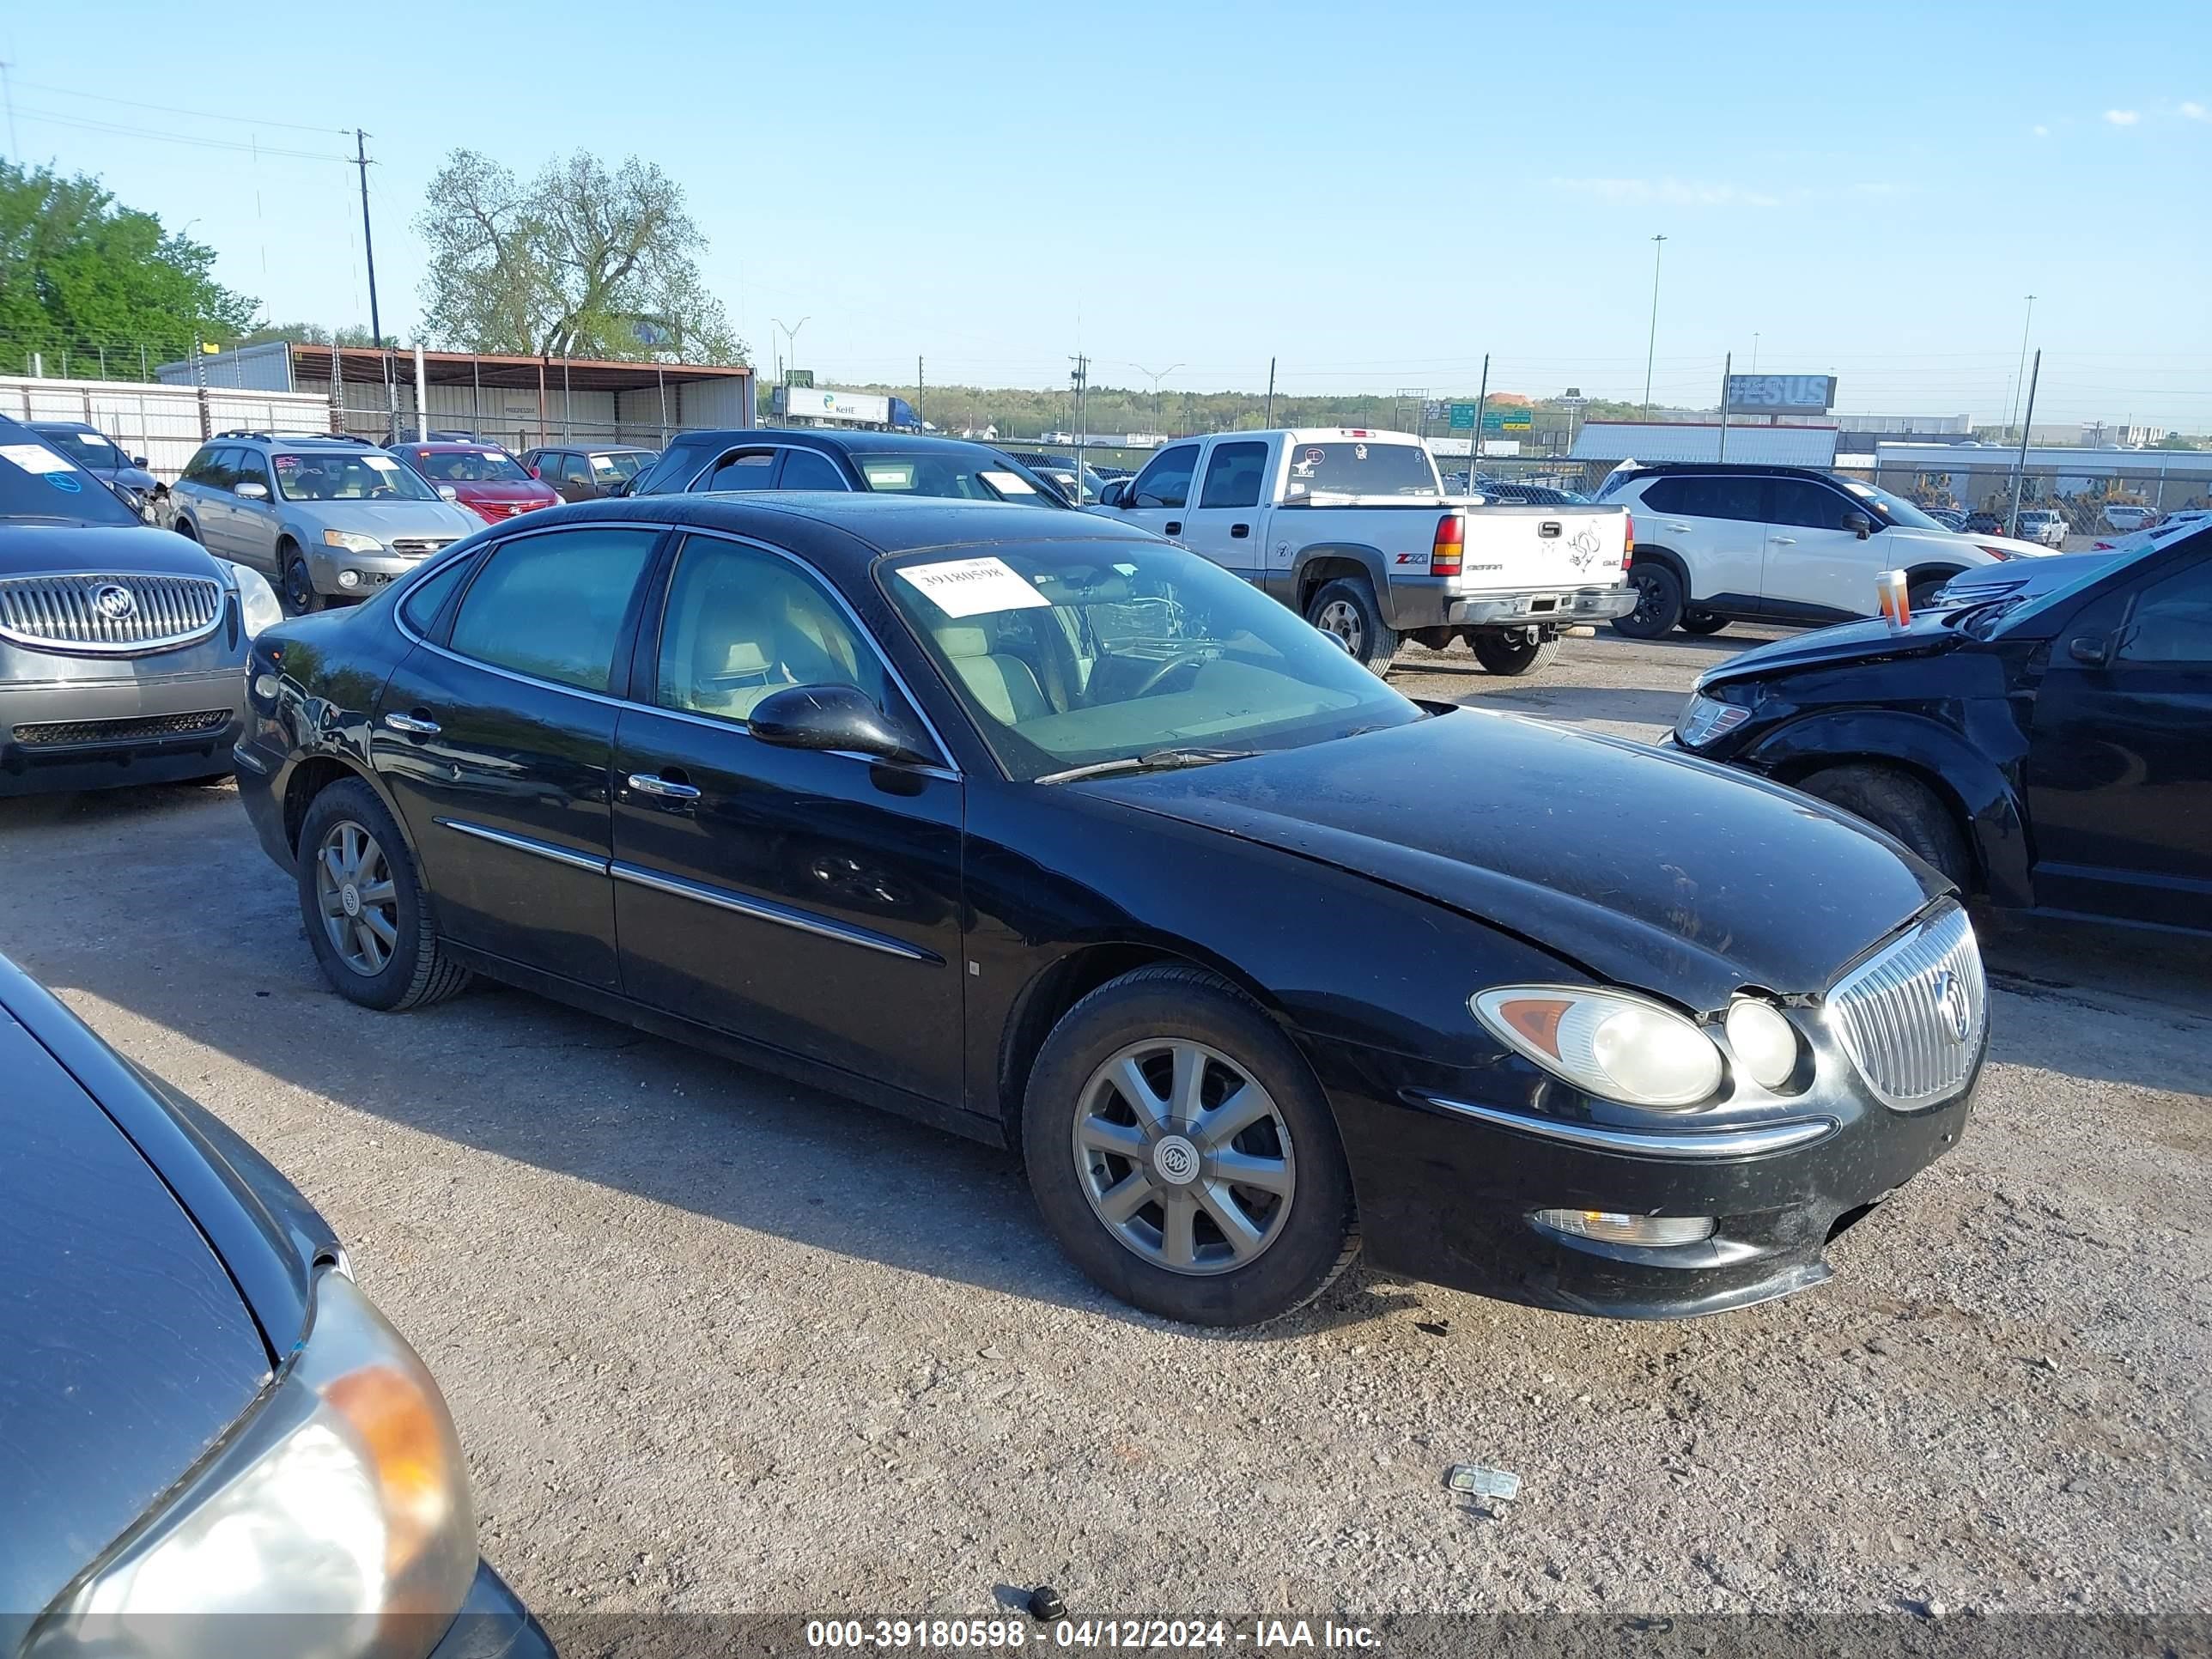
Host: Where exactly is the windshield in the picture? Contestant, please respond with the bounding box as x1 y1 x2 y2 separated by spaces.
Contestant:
1284 441 1439 500
591 451 652 481
882 538 1423 781
854 451 1059 507
0 431 143 525
1841 479 1948 532
406 447 532 483
31 427 122 470
273 450 440 502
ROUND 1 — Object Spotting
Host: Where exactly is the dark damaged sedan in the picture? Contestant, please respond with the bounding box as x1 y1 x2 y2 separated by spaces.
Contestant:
0 953 551 1657
233 495 1986 1327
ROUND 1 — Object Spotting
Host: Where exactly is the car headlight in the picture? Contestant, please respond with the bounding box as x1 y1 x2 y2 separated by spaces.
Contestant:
1674 690 1751 748
28 1268 477 1659
220 560 285 639
1473 985 1724 1109
322 529 384 555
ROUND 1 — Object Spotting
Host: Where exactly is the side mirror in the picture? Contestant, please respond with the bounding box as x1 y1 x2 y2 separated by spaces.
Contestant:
2068 634 2112 666
527 465 541 478
435 483 460 501
1844 512 1875 539
606 478 631 498
748 684 924 763
1098 480 1127 507
131 455 149 468
234 480 270 501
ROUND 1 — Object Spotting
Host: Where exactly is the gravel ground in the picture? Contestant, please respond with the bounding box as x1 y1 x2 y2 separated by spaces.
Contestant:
1 623 2205 1630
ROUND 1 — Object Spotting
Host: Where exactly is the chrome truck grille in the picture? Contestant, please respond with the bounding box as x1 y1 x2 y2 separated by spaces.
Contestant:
1826 902 1986 1109
0 573 225 653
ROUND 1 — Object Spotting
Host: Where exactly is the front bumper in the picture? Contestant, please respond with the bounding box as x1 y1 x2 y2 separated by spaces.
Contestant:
307 547 430 596
1316 1036 1979 1320
430 1559 559 1659
1 669 246 795
1448 585 1638 629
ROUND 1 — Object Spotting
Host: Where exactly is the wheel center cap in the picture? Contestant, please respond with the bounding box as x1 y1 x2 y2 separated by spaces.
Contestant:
340 883 362 918
1152 1133 1200 1188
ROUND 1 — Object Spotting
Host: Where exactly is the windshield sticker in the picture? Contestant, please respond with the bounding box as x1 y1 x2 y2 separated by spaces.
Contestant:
46 471 82 493
362 454 400 471
896 556 1054 618
862 464 916 489
0 442 72 474
978 470 1038 496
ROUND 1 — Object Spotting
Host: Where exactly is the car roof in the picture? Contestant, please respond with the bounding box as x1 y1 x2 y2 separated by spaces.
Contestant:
394 441 507 452
27 419 99 432
1614 462 1851 482
670 426 1018 459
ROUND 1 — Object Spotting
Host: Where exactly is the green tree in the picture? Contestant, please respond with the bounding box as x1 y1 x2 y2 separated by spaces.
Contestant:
238 320 392 349
415 149 744 364
0 161 257 365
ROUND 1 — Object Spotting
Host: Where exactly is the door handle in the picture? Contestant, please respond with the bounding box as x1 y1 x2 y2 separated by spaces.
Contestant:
628 771 702 801
1230 523 1250 538
383 712 441 736
1771 536 1797 545
1665 523 1692 532
1164 520 1182 536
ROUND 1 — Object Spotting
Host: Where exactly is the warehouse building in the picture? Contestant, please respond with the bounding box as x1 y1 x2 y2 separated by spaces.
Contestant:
160 342 755 450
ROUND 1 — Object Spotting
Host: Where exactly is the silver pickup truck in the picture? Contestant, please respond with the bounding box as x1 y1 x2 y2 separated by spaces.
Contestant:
1095 428 1632 673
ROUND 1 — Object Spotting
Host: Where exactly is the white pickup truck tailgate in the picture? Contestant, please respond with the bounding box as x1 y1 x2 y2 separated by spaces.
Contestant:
1452 504 1629 595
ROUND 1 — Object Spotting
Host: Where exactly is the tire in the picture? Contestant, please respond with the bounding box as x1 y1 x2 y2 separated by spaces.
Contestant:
1680 610 1730 635
1612 562 1685 639
1796 763 1974 892
1022 965 1359 1328
282 543 326 616
295 777 471 1012
1469 629 1562 677
1907 575 1953 611
1304 577 1399 674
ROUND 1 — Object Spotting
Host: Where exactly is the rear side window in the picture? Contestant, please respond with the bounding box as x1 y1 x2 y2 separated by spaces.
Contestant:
699 449 777 492
399 553 475 635
1644 475 1767 522
775 448 848 491
1130 444 1199 509
1199 441 1269 509
446 527 660 692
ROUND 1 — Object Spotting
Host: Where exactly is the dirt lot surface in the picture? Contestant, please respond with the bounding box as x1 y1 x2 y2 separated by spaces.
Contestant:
2 623 2205 1630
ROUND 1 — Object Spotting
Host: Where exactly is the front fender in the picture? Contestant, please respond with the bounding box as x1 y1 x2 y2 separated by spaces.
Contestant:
1742 707 2032 905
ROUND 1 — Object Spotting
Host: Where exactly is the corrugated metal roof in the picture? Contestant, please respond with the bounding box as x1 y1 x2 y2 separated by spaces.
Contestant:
1570 421 1838 466
1875 441 2212 476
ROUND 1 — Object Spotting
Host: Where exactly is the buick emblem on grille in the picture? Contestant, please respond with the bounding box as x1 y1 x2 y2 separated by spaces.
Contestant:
91 583 137 621
1931 968 1972 1044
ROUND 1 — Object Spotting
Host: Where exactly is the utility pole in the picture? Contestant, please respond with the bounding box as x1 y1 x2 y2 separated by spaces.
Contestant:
1470 354 1491 486
1642 234 1667 418
2008 349 2041 538
1264 357 1276 428
1068 355 1090 481
2006 295 2036 443
354 131 382 347
916 356 925 429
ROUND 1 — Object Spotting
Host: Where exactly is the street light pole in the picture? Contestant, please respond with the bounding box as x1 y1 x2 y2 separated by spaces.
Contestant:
2006 295 2036 443
1642 234 1667 419
1127 362 1182 436
772 316 810 381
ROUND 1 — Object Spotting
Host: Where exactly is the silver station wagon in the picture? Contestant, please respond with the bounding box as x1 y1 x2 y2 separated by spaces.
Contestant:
167 431 483 614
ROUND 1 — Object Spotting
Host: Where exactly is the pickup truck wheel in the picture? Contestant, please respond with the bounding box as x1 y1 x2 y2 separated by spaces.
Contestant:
1612 563 1684 638
1023 965 1359 1328
1796 763 1973 892
1470 629 1561 677
1306 578 1398 673
1680 610 1730 635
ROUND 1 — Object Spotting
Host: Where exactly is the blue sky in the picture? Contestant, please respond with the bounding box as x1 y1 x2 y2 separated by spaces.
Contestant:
6 0 2209 428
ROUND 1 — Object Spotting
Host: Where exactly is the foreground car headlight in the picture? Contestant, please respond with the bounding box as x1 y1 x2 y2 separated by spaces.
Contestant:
221 560 285 639
1473 986 1724 1109
29 1269 477 1659
1674 690 1751 748
322 529 384 555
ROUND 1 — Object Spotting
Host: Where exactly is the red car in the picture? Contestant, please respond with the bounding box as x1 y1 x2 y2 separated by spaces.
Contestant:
388 441 560 526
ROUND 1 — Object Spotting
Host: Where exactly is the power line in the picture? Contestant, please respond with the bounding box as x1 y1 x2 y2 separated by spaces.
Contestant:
10 105 351 163
9 76 350 137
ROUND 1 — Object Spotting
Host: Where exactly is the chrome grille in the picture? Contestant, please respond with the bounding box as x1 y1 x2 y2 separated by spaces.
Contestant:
0 573 224 654
1825 903 1986 1109
390 538 459 558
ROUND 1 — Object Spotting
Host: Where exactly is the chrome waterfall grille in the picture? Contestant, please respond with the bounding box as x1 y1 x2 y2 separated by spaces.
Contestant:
1825 902 1986 1109
0 573 225 653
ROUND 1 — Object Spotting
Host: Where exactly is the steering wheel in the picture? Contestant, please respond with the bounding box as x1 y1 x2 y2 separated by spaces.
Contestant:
1126 647 1212 700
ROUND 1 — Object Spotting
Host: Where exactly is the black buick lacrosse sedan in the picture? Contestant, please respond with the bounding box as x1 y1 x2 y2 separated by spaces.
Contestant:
234 493 1985 1327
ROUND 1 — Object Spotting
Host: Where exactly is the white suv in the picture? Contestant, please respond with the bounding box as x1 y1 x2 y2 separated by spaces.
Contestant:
1595 465 2052 639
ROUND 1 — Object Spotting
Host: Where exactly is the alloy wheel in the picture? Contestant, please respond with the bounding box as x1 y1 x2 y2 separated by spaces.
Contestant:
1315 599 1364 657
1071 1037 1297 1276
314 819 400 977
1630 569 1666 626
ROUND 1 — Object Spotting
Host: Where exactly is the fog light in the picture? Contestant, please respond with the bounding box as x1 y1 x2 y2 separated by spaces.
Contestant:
1725 997 1802 1090
337 568 361 589
1534 1209 1716 1247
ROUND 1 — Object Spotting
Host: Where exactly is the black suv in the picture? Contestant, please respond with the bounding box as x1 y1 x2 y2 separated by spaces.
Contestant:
1671 520 2212 936
626 428 1067 507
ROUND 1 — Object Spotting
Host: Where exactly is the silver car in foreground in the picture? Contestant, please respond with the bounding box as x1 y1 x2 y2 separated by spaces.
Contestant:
167 432 482 613
0 417 281 797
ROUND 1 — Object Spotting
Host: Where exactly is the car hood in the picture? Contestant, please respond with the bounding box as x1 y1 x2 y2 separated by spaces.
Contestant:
0 1007 269 1638
1941 550 2118 601
1699 611 1972 683
1089 708 1942 1009
447 481 556 506
303 500 483 539
0 520 227 578
1959 532 2058 559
